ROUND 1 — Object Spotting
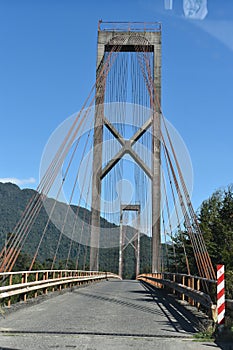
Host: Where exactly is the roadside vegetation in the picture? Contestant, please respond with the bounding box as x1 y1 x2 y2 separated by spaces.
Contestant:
168 186 233 299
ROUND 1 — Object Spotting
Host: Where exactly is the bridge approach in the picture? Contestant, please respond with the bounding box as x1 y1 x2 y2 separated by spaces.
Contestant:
0 279 221 350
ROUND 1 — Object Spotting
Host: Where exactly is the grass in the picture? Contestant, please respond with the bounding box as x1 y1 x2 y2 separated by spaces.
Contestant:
193 315 233 343
193 330 215 342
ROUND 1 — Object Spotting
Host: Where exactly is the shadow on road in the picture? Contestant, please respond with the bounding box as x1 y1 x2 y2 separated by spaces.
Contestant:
140 282 233 349
74 285 165 317
0 329 191 338
0 347 21 350
214 342 233 350
140 280 204 333
74 279 201 335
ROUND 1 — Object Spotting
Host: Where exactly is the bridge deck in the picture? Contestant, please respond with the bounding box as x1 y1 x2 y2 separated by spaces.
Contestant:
0 280 220 349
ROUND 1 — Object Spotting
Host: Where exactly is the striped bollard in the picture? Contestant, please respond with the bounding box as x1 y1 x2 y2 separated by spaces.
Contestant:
217 264 225 325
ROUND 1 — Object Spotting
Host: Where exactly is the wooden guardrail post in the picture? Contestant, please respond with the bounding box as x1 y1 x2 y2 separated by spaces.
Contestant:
43 271 48 294
196 278 200 309
34 272 38 298
69 271 72 289
181 275 185 301
22 273 27 302
52 271 55 292
190 277 195 306
187 275 192 305
172 274 176 295
7 274 12 307
59 271 62 290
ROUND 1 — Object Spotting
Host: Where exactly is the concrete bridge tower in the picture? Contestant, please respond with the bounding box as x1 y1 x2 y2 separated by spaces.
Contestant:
90 22 161 274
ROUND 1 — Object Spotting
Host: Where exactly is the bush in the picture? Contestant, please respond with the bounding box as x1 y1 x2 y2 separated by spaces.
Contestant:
226 270 233 299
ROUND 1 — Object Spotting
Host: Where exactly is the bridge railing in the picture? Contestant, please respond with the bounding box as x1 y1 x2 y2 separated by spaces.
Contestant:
137 272 217 321
0 269 120 307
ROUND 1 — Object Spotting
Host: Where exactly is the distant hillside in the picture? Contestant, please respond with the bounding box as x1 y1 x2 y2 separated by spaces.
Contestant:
0 182 152 278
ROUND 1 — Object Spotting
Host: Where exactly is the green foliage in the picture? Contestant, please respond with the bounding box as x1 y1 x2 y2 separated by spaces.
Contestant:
193 328 215 342
164 185 233 298
225 270 233 299
2 181 232 290
0 182 151 278
13 252 43 272
198 186 233 298
198 187 233 269
167 231 197 275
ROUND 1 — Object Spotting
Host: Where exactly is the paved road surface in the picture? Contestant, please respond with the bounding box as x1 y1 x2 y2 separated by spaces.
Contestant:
0 279 221 349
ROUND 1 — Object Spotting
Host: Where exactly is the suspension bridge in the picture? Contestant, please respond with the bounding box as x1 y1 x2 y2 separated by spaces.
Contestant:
0 22 223 349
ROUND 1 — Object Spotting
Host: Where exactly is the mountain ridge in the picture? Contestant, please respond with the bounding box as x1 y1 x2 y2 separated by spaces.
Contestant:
0 182 152 278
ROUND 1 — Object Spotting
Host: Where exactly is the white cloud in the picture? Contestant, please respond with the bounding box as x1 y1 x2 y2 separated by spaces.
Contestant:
0 177 36 186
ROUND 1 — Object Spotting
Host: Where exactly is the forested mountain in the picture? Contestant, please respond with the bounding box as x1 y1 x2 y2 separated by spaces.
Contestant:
0 182 152 278
1 182 232 294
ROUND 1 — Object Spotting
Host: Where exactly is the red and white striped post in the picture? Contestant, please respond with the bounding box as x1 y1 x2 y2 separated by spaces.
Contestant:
217 264 225 325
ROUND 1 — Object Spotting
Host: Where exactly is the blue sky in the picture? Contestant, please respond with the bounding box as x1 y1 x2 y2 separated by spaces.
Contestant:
0 0 233 211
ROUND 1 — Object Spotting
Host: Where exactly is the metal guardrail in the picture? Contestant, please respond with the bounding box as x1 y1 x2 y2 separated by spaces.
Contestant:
137 272 217 321
0 270 120 307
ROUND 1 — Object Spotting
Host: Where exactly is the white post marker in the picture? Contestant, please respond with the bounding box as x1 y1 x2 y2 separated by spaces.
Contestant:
217 264 225 325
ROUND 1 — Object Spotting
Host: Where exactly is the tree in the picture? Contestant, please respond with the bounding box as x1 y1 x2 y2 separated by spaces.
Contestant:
198 186 233 297
198 186 233 269
168 230 196 275
168 186 233 297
